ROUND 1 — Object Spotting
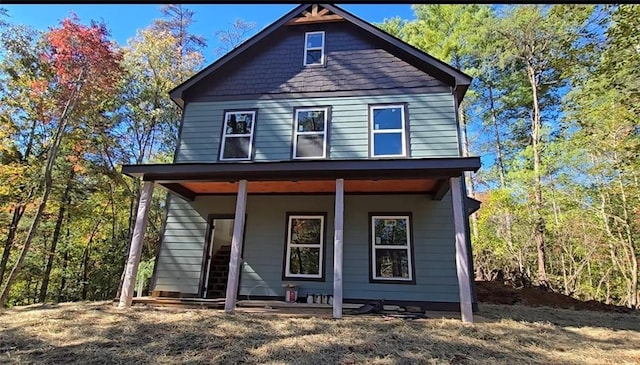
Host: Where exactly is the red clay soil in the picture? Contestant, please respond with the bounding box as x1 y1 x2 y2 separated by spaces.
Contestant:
476 280 635 313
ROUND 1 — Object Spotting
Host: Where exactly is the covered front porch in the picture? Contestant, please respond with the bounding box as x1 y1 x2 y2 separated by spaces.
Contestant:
117 157 480 322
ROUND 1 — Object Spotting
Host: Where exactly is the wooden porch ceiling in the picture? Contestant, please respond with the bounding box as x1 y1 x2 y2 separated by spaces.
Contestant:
176 179 438 195
122 157 481 201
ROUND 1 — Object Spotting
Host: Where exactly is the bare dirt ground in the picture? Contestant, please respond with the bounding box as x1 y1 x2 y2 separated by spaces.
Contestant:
2 300 640 365
476 280 636 313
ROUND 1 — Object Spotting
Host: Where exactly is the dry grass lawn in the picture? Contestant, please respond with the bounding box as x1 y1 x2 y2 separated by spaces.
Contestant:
1 301 640 364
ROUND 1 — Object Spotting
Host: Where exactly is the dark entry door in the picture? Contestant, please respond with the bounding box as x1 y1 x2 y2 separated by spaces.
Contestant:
203 218 234 298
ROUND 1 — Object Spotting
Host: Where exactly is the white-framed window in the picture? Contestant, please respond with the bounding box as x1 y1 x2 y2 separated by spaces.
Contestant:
370 214 414 282
219 110 256 161
369 105 407 157
293 107 328 159
284 214 325 279
304 31 325 66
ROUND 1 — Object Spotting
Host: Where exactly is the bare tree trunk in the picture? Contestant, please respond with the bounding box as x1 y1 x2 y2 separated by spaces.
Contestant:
81 244 90 301
560 251 569 295
80 203 108 301
57 246 68 302
600 192 631 306
488 84 518 271
526 64 548 287
38 171 73 303
0 205 26 283
616 169 638 308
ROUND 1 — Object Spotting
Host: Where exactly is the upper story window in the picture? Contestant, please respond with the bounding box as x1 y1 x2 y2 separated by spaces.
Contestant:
304 31 325 66
219 110 256 161
369 104 407 158
293 107 328 159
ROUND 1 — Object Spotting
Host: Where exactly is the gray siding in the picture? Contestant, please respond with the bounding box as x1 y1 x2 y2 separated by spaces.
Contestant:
342 194 458 302
152 195 238 294
240 195 335 298
153 194 460 302
187 21 446 99
175 92 459 163
153 195 207 294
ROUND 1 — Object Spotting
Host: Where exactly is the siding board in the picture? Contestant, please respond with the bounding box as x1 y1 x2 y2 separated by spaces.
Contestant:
154 193 461 302
176 92 458 163
152 194 207 294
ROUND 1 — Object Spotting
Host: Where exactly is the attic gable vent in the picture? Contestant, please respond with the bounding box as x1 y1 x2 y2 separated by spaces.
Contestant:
286 4 344 26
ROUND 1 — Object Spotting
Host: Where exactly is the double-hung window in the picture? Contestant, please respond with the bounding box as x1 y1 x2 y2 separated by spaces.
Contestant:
370 214 414 283
284 214 326 280
370 105 407 157
304 31 325 66
293 107 328 159
219 110 256 161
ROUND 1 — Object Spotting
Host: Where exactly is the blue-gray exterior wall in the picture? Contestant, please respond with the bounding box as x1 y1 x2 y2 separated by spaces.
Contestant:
154 193 460 303
240 194 459 302
176 92 459 163
155 90 461 296
152 194 208 294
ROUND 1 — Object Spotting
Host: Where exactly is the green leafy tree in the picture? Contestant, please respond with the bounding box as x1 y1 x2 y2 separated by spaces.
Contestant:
0 15 122 307
563 5 640 306
490 5 596 286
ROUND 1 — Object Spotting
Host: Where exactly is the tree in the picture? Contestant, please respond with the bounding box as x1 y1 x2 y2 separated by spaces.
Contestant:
491 5 596 286
0 15 122 306
214 18 256 56
153 4 206 77
0 23 51 284
563 4 639 306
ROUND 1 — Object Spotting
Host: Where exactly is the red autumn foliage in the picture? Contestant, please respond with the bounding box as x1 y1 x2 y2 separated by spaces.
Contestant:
43 13 122 105
29 80 48 98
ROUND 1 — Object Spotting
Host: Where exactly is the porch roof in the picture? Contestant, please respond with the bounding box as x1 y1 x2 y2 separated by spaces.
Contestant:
121 157 480 201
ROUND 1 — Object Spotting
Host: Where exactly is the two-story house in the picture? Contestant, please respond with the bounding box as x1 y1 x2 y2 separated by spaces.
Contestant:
117 4 480 322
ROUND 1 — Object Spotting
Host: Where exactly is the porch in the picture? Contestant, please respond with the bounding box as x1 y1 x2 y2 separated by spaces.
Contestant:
124 297 452 320
117 157 480 322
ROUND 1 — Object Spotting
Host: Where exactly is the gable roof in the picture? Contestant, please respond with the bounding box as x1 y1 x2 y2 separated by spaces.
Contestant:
169 3 473 108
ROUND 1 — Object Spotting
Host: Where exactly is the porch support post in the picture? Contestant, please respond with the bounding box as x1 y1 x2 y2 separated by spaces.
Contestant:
118 181 154 309
224 179 248 313
450 176 473 323
333 178 344 319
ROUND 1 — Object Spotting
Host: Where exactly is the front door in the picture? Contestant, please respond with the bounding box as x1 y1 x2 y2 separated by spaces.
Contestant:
203 218 235 298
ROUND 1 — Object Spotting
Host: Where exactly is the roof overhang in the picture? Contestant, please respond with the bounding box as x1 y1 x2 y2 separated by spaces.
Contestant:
123 157 480 182
121 157 480 201
168 3 473 108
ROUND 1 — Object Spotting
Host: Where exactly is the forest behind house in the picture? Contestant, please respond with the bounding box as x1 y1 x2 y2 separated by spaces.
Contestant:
0 4 638 309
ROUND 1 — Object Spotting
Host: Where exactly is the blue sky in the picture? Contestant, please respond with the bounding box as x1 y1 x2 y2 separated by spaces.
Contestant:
2 4 415 64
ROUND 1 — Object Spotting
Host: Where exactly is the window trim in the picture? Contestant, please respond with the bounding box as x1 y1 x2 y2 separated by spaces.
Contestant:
368 212 416 284
282 212 327 281
219 109 257 161
303 31 325 67
368 104 409 158
292 106 330 159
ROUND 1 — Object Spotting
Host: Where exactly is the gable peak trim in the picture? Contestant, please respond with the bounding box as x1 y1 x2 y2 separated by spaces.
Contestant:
286 4 344 26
